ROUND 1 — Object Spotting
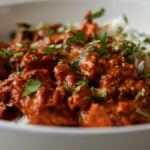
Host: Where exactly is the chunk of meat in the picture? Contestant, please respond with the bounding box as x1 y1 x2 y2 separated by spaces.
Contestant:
0 102 7 118
0 42 10 79
11 69 55 112
11 28 33 51
118 79 149 100
119 79 136 94
79 11 100 39
43 33 73 46
54 64 77 87
0 58 9 80
0 73 16 103
11 69 77 125
79 52 103 81
68 86 91 111
21 51 58 71
0 42 9 49
81 104 112 127
99 69 122 97
122 62 139 79
135 80 150 96
26 90 77 126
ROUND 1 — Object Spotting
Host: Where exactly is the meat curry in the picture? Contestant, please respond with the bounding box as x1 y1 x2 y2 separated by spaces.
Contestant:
0 9 150 127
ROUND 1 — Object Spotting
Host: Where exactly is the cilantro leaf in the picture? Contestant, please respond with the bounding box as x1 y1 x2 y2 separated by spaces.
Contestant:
123 14 128 24
14 52 24 57
82 96 90 101
32 56 38 60
62 85 74 92
66 30 85 45
1 48 13 56
136 109 150 118
16 42 24 48
17 23 31 29
62 85 81 93
22 79 41 96
141 73 150 78
44 47 68 55
87 30 107 56
0 52 6 58
16 67 22 75
119 41 142 60
9 31 16 40
76 76 89 86
74 86 81 93
69 51 89 71
86 8 105 20
95 88 107 100
99 30 107 55
135 88 145 100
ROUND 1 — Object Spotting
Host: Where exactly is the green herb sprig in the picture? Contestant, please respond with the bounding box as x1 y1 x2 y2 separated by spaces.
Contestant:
69 51 89 71
66 30 85 45
86 8 105 20
136 109 150 118
62 85 81 93
22 79 41 96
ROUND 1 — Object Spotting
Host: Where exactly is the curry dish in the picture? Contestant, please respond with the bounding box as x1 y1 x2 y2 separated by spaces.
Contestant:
0 9 150 127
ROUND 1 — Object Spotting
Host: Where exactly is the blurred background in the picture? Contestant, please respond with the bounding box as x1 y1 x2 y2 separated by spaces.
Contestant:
0 0 148 5
0 0 41 5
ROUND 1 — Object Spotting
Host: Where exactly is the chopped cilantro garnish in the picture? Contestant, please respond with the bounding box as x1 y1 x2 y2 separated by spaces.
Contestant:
88 30 107 56
14 52 24 57
1 48 13 56
28 48 38 51
57 26 65 33
141 73 150 78
144 37 150 44
16 67 22 75
76 76 89 86
90 86 95 96
74 86 81 93
57 59 63 65
44 47 68 55
135 88 145 100
66 30 85 45
82 96 90 101
95 88 107 100
16 42 24 48
69 51 89 71
17 23 31 29
46 29 55 36
62 85 81 93
136 109 150 118
0 52 6 58
86 8 105 20
62 85 74 92
76 70 84 75
99 30 107 56
30 42 39 48
44 47 57 54
76 80 86 86
9 31 16 40
78 115 82 124
88 40 101 45
123 14 128 24
32 56 38 60
55 44 63 49
119 41 142 59
22 79 41 97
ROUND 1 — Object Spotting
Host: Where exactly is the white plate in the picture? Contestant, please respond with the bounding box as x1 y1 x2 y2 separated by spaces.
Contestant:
0 0 150 150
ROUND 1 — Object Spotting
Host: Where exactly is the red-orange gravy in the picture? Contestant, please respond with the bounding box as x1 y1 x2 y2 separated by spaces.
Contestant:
0 10 150 127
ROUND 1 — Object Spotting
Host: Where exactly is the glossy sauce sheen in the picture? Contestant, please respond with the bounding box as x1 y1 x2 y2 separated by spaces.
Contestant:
0 10 150 127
